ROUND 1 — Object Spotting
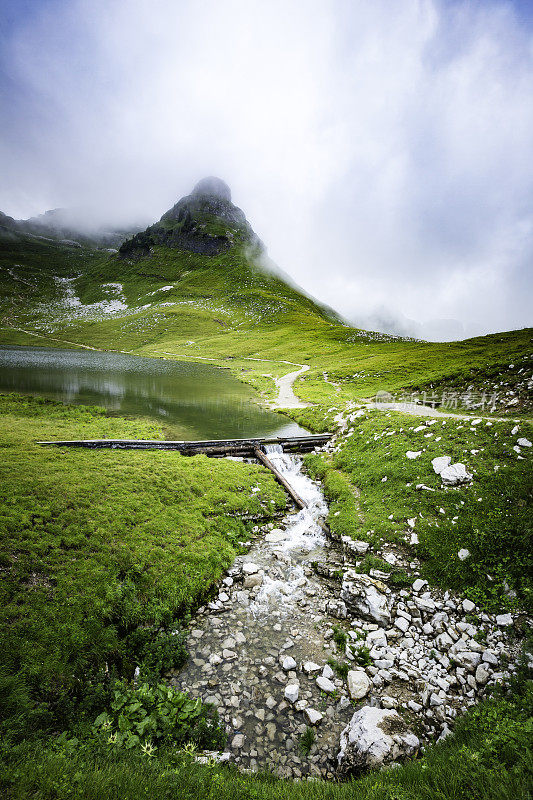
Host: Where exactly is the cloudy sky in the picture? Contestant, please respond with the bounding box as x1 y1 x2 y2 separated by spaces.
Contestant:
1 0 532 340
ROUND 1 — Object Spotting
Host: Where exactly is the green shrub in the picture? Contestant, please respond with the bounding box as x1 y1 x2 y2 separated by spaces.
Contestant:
93 680 225 753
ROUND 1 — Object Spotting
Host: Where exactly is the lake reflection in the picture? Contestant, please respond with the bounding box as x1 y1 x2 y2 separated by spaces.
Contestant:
0 346 308 440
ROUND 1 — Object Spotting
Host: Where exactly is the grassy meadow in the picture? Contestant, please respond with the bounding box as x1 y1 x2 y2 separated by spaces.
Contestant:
0 230 532 797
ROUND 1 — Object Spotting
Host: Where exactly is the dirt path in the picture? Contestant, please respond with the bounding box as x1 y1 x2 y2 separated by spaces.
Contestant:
365 400 516 423
271 365 310 409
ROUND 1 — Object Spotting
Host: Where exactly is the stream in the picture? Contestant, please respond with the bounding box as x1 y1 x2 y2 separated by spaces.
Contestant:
171 445 354 779
171 443 519 779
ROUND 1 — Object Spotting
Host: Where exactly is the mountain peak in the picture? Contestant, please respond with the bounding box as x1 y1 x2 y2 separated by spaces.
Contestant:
119 177 261 258
190 176 231 202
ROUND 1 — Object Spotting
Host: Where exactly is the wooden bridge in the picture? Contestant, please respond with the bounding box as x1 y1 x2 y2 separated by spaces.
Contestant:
38 434 333 509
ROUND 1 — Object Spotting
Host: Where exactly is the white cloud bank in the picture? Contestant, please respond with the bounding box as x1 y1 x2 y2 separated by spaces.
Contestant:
1 0 532 340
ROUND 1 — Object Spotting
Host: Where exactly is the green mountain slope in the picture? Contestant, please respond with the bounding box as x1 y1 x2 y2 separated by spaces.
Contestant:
0 178 531 415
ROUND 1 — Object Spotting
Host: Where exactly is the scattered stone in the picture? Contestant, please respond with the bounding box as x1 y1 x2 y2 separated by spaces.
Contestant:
303 661 321 674
242 563 260 575
285 684 299 704
347 669 371 700
458 549 470 561
462 599 476 613
316 676 336 694
282 656 297 671
406 451 422 459
244 573 263 588
412 579 427 592
342 537 370 555
517 438 531 447
496 613 513 626
475 664 490 685
265 530 287 543
440 463 473 486
304 708 323 725
432 456 451 475
231 734 245 749
394 616 410 633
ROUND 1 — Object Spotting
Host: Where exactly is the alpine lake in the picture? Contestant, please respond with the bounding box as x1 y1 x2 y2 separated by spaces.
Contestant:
0 345 308 440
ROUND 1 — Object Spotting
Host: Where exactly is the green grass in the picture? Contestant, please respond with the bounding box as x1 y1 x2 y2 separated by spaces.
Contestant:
302 408 532 612
1 680 531 799
0 393 286 728
1 226 532 797
1 232 531 414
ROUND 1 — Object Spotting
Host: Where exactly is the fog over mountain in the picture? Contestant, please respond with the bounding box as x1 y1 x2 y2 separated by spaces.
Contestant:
1 0 532 341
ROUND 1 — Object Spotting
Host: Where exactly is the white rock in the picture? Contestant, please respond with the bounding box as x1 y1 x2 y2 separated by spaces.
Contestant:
394 616 410 633
412 579 427 592
316 676 336 693
496 613 513 626
482 650 498 665
432 456 451 475
341 571 391 626
475 664 490 684
441 463 473 486
517 438 531 447
337 706 419 773
347 669 371 700
322 664 334 680
242 562 260 575
231 734 245 749
366 629 387 648
458 549 470 561
303 661 322 674
265 530 287 543
284 683 299 704
462 599 476 613
406 451 422 459
243 573 263 588
282 656 297 671
304 708 323 725
342 538 370 555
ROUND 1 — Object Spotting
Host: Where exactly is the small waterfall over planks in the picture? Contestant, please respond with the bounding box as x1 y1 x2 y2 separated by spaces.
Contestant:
249 445 329 616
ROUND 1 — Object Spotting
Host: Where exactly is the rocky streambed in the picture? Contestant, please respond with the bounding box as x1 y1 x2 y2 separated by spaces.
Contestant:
170 445 527 779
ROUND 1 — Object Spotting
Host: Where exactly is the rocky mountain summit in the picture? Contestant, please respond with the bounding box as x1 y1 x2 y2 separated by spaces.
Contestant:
119 177 263 258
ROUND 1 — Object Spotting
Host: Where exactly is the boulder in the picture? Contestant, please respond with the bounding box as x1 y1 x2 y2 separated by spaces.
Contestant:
337 706 419 775
440 463 472 485
432 456 451 475
341 571 391 626
242 562 260 575
347 669 371 700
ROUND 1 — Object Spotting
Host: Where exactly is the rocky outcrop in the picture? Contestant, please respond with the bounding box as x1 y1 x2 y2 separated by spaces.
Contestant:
340 570 391 626
337 706 419 774
120 176 263 258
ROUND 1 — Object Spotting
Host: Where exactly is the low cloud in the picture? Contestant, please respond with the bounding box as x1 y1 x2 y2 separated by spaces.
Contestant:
1 0 532 339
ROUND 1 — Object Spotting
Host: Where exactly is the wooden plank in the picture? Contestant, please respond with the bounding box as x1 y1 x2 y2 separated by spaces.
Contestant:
253 447 307 509
37 433 332 456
